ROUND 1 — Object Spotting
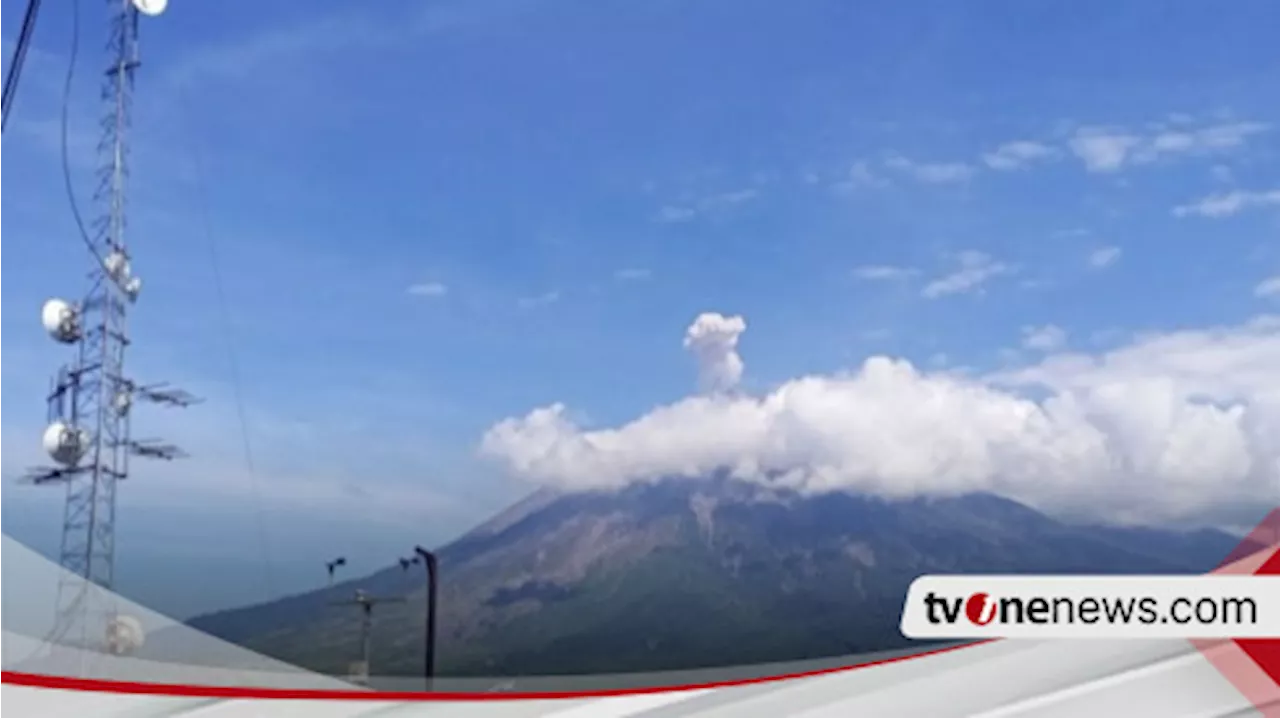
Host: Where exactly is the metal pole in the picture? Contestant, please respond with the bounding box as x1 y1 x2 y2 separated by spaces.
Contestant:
414 546 438 688
331 590 403 686
361 602 373 681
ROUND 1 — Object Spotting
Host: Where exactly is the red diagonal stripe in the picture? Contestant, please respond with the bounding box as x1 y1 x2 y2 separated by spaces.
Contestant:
1198 510 1280 715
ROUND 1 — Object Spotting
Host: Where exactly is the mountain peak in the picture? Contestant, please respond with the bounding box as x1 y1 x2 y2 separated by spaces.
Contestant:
189 478 1239 678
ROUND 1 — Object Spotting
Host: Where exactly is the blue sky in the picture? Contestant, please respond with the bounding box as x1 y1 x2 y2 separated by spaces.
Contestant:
3 0 1279 618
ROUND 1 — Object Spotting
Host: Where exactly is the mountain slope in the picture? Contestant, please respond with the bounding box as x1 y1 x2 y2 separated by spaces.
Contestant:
188 478 1238 677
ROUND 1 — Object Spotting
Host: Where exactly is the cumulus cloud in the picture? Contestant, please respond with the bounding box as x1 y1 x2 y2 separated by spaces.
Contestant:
1088 246 1123 269
407 282 448 297
853 265 918 281
1022 324 1068 351
1256 276 1280 299
517 290 560 309
982 141 1058 171
654 189 758 223
833 161 891 192
1173 189 1280 218
922 251 1015 299
1148 121 1269 156
479 313 1280 527
884 155 976 184
1069 121 1269 174
1069 128 1142 173
683 313 747 394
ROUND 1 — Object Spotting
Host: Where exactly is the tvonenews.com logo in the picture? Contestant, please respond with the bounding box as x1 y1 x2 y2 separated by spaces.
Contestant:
922 591 1257 627
898 576 1280 640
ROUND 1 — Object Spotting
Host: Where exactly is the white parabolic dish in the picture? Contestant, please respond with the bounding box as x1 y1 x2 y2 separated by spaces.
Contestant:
43 422 88 466
132 0 168 16
41 298 78 342
108 615 146 652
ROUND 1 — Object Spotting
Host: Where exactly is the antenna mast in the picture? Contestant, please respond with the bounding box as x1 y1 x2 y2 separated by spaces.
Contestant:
25 0 191 657
330 589 407 686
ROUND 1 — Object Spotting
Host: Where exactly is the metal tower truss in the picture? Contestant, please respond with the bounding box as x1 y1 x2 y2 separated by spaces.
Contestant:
23 0 195 659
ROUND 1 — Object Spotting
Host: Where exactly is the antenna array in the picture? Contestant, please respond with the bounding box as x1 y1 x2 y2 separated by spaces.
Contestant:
23 0 191 657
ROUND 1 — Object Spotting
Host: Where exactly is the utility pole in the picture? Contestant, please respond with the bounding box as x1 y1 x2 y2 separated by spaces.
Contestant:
329 589 405 686
23 0 194 662
413 545 440 688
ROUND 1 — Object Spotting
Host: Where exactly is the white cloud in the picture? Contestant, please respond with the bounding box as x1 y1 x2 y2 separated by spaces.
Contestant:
922 251 1015 299
1173 189 1280 218
407 282 448 297
833 161 891 192
852 265 918 281
683 313 747 394
1070 121 1269 173
884 155 976 184
1088 246 1123 269
479 314 1280 527
1256 276 1280 299
1068 128 1142 173
654 188 759 223
1022 324 1068 351
1179 121 1269 150
982 141 1058 171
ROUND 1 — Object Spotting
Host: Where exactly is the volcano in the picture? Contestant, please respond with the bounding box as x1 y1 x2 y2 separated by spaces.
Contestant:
187 477 1237 677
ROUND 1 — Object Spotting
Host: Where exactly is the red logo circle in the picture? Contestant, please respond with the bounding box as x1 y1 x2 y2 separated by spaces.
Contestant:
965 592 996 625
